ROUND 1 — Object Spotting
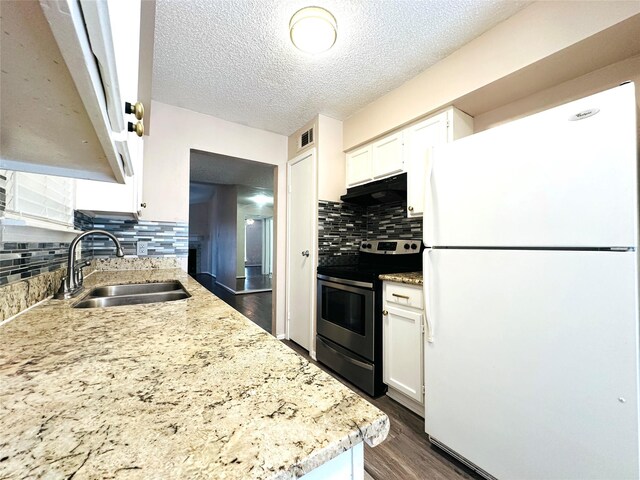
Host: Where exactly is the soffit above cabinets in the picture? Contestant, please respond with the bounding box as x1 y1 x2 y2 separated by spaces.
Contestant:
0 0 120 182
152 0 532 136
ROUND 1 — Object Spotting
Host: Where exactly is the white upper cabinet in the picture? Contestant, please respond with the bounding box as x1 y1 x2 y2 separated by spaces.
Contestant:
346 145 373 187
81 0 143 176
371 131 404 179
76 140 145 219
405 108 473 218
0 0 143 183
343 108 473 206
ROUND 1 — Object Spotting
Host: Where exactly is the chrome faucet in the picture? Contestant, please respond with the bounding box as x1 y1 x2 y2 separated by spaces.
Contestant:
55 229 124 299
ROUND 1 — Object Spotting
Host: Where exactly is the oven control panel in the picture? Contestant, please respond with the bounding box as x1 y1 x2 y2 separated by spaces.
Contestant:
359 239 422 254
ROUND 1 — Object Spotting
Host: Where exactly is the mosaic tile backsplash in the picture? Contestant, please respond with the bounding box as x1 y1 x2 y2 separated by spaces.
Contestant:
0 214 188 287
91 217 188 257
317 199 423 266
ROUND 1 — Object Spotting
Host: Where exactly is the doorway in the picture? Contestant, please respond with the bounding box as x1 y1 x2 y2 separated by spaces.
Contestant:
188 150 276 334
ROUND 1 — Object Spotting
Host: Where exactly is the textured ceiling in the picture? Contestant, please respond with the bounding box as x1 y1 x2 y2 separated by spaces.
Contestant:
152 0 531 136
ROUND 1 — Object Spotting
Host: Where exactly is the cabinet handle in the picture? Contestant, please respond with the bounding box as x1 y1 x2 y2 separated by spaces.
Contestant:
128 121 144 137
382 310 388 316
408 206 414 211
301 250 309 257
140 203 147 208
392 293 410 299
125 101 144 120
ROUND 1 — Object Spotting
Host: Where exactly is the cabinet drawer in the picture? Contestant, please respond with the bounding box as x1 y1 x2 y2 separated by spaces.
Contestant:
384 282 423 309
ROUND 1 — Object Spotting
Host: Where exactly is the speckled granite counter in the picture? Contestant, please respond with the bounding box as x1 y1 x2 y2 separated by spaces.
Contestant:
0 269 389 479
378 271 423 285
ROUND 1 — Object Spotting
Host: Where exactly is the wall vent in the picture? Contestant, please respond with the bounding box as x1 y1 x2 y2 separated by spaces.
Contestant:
299 127 314 150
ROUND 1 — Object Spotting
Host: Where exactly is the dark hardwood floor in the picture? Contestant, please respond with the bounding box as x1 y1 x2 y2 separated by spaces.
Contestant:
235 266 272 292
283 340 483 480
194 273 272 333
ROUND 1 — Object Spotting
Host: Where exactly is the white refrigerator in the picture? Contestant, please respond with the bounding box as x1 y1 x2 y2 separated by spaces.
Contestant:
423 82 639 480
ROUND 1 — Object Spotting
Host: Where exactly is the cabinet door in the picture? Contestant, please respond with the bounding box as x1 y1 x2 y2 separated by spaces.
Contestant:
371 132 403 179
81 0 142 175
346 146 372 187
404 113 448 218
383 304 423 403
75 143 143 216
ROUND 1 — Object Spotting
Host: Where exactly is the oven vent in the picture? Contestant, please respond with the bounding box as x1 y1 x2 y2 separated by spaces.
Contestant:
299 127 314 149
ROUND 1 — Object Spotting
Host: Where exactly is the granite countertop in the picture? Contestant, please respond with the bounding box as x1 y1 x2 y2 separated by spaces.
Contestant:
0 269 389 479
378 271 423 285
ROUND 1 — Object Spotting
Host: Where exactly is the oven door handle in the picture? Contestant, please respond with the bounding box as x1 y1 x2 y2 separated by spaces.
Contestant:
317 277 374 291
318 337 374 371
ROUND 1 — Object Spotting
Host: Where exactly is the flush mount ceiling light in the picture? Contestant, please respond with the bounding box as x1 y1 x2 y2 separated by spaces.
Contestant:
251 194 273 206
289 6 337 54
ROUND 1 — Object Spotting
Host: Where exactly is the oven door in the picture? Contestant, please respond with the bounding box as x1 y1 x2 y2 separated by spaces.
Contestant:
317 276 375 361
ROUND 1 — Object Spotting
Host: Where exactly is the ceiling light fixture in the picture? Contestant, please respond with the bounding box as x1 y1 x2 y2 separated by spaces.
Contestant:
251 194 272 206
289 6 337 54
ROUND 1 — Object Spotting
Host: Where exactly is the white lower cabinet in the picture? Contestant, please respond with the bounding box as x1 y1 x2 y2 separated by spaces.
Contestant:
383 281 424 416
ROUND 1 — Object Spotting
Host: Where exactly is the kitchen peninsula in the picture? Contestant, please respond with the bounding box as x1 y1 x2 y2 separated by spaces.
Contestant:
0 268 388 479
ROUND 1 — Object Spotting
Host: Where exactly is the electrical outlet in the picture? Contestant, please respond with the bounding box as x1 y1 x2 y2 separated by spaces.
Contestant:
137 241 148 256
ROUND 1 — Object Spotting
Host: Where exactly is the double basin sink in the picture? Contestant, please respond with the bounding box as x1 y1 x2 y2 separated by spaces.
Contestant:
73 281 191 309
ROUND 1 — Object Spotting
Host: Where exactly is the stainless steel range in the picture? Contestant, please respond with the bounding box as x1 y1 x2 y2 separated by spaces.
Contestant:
316 239 423 396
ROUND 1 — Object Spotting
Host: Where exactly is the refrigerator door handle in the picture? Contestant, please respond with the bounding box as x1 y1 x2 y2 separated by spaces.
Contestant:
424 148 434 247
423 248 434 343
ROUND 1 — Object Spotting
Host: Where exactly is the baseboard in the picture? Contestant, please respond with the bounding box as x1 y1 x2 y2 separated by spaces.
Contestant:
215 281 237 294
234 288 272 295
386 388 424 418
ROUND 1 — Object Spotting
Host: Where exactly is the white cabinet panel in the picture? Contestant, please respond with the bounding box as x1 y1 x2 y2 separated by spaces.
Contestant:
81 0 143 176
345 146 372 187
405 108 473 218
383 284 424 405
371 132 403 179
404 113 448 218
76 141 144 218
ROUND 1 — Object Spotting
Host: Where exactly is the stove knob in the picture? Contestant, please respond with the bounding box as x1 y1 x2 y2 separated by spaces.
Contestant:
361 242 367 248
367 243 372 249
404 243 410 250
411 244 418 250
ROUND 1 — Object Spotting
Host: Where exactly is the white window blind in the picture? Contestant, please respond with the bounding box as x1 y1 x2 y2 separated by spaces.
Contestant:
2 170 75 227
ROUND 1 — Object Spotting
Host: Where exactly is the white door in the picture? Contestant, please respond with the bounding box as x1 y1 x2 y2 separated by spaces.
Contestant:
383 305 423 402
425 248 639 480
404 112 447 218
287 151 317 351
371 131 403 179
426 83 637 248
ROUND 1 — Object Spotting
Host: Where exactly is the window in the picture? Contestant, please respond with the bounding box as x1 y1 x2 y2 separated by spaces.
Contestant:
0 170 77 238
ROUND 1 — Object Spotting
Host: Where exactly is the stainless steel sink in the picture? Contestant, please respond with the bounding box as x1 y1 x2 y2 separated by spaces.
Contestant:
73 281 190 309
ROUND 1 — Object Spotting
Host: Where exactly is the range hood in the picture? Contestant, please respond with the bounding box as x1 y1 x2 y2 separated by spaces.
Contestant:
340 173 407 206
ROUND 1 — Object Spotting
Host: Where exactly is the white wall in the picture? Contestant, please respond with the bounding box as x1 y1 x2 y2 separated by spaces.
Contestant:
143 101 288 335
317 115 345 202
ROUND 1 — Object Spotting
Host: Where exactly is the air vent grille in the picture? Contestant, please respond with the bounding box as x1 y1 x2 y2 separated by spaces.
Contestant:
300 127 314 149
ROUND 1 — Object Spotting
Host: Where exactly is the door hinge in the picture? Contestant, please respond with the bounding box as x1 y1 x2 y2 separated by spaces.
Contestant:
422 385 425 395
446 120 450 128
